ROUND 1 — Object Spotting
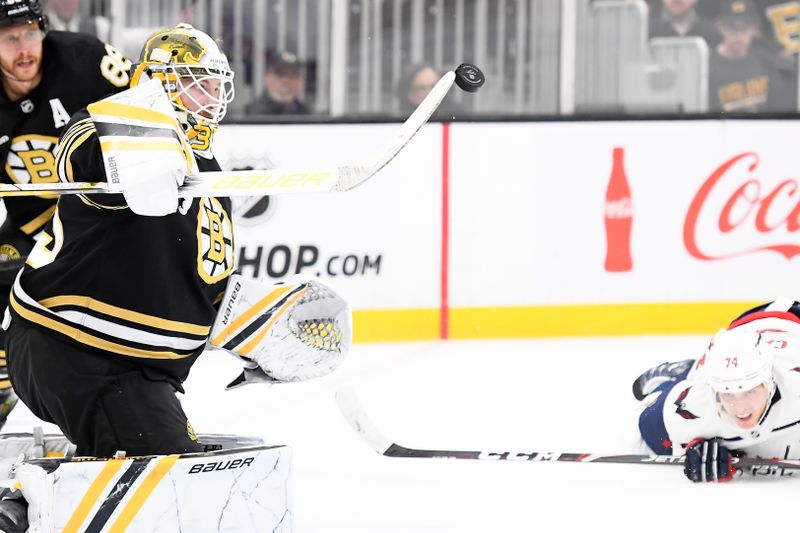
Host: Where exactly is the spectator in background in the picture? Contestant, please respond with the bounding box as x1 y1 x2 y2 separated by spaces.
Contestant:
244 51 309 115
45 0 109 42
700 0 800 57
648 0 721 48
396 63 464 120
708 0 796 113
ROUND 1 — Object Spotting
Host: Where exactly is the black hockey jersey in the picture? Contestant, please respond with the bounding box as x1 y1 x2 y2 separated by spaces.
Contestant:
9 108 234 383
0 31 130 239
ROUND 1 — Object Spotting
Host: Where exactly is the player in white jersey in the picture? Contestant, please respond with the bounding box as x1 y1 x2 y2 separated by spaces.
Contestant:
634 298 800 482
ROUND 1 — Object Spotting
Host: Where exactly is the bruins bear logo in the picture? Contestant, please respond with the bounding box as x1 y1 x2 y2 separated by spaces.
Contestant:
197 197 234 284
4 134 59 199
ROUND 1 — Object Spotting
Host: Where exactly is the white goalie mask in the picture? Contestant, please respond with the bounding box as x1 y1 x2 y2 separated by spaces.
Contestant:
700 327 776 429
210 275 352 383
131 23 235 156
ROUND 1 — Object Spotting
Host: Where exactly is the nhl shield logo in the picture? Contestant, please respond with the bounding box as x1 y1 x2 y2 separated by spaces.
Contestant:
20 99 34 113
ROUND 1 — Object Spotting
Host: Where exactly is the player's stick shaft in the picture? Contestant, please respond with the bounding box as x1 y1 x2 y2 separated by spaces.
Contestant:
335 387 800 472
0 71 457 198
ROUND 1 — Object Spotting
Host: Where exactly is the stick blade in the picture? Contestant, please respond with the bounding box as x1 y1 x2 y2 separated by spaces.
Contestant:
335 387 392 455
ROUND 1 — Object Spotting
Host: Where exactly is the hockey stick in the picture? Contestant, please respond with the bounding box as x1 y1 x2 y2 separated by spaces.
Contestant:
335 387 800 472
0 65 475 199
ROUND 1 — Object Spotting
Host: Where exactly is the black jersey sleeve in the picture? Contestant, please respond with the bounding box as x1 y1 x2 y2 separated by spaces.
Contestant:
53 109 125 210
47 31 132 98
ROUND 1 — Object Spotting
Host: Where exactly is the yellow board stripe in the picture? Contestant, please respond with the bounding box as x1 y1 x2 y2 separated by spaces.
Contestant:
62 459 126 533
88 100 177 128
108 455 179 533
448 302 760 338
238 289 307 355
350 302 762 343
210 284 297 346
37 294 210 336
351 308 440 343
19 205 57 235
10 292 194 360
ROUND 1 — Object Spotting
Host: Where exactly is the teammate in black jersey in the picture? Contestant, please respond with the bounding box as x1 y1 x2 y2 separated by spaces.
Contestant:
5 22 236 458
0 0 131 428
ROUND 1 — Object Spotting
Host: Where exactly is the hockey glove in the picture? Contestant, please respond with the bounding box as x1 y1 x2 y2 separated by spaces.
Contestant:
119 163 185 217
683 438 736 483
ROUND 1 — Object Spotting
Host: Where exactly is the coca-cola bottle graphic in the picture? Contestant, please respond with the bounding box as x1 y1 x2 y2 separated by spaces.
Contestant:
604 147 633 272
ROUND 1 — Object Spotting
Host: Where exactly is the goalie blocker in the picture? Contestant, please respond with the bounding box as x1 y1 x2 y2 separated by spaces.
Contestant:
209 274 352 388
0 433 291 532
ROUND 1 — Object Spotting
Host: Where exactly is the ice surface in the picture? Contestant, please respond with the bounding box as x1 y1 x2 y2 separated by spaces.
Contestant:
5 336 797 532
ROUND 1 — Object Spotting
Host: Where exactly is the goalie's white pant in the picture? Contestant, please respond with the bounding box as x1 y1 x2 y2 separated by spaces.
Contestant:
0 433 291 532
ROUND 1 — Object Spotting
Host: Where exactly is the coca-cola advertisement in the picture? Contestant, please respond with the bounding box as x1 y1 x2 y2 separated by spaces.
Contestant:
604 147 633 272
446 120 800 309
684 151 800 261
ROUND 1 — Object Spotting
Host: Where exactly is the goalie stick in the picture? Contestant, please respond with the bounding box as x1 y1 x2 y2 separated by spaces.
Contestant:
0 65 473 199
335 387 800 472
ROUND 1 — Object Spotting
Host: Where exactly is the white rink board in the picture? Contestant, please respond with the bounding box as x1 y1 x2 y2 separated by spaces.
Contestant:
217 120 800 312
450 120 800 306
214 124 443 310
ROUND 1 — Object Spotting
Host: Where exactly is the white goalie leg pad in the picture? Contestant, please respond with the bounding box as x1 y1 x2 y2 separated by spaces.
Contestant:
13 436 291 533
210 274 352 382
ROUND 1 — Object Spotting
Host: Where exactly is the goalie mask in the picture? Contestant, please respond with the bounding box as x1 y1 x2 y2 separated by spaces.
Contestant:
131 23 234 157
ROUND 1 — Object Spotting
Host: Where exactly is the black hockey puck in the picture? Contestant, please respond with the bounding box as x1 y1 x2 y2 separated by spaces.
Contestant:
454 63 485 93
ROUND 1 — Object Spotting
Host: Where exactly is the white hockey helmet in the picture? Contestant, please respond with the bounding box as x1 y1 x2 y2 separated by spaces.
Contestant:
131 23 234 154
702 327 775 394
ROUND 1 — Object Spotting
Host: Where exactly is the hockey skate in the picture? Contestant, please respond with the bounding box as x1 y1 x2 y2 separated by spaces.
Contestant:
631 359 694 401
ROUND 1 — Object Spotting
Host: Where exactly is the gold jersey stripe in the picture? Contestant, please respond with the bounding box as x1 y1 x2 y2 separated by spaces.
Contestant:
88 100 178 129
37 294 210 336
19 205 57 235
77 193 128 210
61 458 126 533
210 284 298 346
238 288 307 356
65 128 99 183
56 118 93 151
109 455 179 533
11 292 195 360
54 119 94 162
55 120 96 183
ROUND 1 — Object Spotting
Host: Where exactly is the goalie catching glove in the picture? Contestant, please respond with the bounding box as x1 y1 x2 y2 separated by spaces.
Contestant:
209 274 352 388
